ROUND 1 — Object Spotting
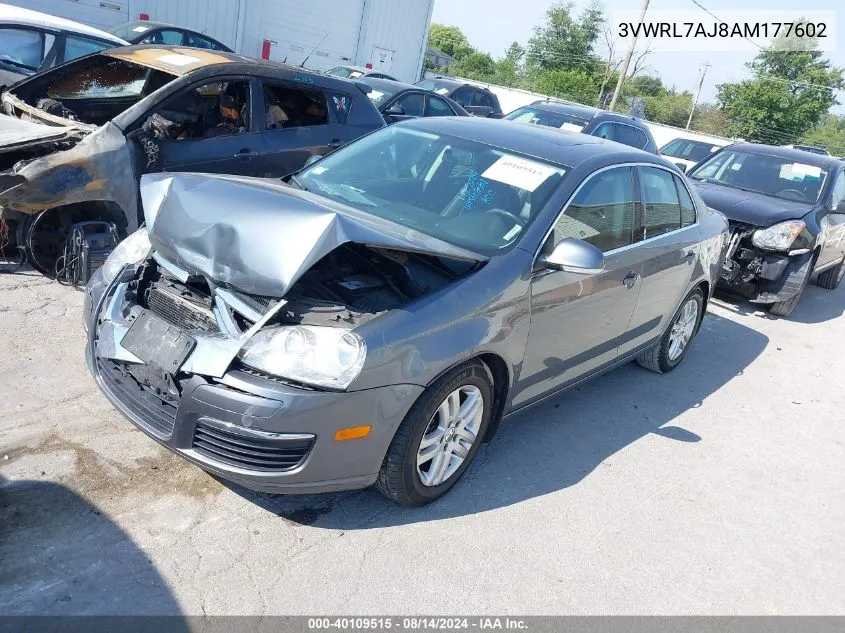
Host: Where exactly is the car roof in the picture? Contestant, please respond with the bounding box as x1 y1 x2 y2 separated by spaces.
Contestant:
0 2 128 44
728 142 844 169
419 77 462 89
101 44 293 76
359 76 416 93
400 116 665 168
118 20 194 32
524 100 600 119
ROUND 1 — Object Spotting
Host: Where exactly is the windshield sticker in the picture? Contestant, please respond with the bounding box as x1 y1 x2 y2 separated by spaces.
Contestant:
435 88 450 95
560 122 585 133
780 163 823 181
482 155 557 192
310 166 327 175
367 90 384 101
460 170 496 210
156 54 202 67
132 26 150 33
503 224 522 241
293 73 316 85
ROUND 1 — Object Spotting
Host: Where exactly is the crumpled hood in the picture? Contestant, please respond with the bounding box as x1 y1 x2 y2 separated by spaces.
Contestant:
0 113 85 153
141 172 487 298
692 180 813 227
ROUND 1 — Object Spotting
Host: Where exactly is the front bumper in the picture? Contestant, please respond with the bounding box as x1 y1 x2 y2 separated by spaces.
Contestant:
84 268 423 494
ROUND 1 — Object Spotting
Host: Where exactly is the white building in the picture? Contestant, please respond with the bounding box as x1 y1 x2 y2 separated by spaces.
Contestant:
11 0 435 82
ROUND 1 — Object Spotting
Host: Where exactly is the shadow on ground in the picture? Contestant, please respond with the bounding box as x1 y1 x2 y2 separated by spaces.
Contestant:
713 281 845 325
0 475 185 619
230 311 769 528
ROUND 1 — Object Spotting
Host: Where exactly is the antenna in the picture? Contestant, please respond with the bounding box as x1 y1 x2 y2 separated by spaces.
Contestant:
300 33 330 68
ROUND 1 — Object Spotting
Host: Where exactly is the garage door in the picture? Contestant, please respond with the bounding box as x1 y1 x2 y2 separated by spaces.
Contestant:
6 0 130 31
260 0 366 72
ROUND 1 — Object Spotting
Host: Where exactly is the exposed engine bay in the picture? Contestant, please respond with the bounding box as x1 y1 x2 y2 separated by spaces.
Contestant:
133 243 472 335
720 222 791 293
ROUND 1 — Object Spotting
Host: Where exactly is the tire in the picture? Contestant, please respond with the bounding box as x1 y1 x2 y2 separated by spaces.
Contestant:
767 257 814 317
636 288 704 374
376 360 493 506
815 256 845 290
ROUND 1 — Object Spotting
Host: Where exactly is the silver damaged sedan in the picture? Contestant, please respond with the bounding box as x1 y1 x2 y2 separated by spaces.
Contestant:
84 118 729 505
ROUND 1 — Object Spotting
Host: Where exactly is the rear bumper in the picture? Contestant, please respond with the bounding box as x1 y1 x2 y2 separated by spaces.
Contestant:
84 268 423 494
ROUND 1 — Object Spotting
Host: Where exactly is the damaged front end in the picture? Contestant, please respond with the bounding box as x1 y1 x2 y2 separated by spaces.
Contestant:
719 219 814 303
84 173 483 491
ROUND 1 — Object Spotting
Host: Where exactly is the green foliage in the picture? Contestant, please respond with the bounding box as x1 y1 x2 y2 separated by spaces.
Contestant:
449 51 497 81
691 104 730 137
640 92 694 128
802 114 845 156
716 27 844 144
525 2 604 74
532 69 600 105
428 24 474 61
627 75 665 98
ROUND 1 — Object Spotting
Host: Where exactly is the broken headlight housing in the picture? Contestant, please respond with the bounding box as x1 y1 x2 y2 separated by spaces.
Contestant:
238 325 367 390
101 227 151 285
751 220 805 251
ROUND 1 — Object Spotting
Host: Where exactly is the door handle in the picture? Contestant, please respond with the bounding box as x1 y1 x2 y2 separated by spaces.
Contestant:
684 250 696 263
327 139 343 149
234 148 254 159
622 272 641 288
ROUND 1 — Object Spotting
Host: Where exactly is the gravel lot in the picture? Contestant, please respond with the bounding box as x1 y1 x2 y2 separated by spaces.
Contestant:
1 268 843 615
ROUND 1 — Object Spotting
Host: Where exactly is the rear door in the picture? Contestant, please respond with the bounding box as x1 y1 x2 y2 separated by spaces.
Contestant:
620 166 700 356
513 166 643 407
253 78 347 177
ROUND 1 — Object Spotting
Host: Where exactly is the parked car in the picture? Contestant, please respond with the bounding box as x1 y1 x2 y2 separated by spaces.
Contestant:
414 77 503 118
688 143 845 316
108 20 232 52
363 77 468 123
660 137 727 172
0 3 127 88
0 45 384 275
504 100 660 154
325 65 398 82
783 144 830 156
84 117 728 505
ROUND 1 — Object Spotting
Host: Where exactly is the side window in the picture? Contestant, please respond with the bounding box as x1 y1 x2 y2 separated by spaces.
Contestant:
635 128 649 149
830 172 845 210
553 166 635 252
0 28 45 71
452 87 472 107
472 91 493 107
185 33 218 50
675 175 697 227
425 95 453 117
395 92 424 116
144 80 250 141
62 36 113 64
141 29 182 45
263 82 328 129
640 167 681 238
592 121 616 142
615 124 642 149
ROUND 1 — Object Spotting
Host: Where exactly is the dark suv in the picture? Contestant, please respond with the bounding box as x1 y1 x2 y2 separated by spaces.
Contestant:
504 100 659 154
414 77 503 118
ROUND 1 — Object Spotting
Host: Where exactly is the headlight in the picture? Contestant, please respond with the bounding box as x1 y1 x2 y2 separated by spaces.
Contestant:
238 325 366 390
101 227 151 284
751 220 805 251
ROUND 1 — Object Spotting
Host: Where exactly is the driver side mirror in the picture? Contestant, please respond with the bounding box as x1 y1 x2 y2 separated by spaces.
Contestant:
539 238 605 274
385 102 406 116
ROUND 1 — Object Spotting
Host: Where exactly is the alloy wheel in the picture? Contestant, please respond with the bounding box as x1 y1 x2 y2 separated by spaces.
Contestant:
668 298 699 361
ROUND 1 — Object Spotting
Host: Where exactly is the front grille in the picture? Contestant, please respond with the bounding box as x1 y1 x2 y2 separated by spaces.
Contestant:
146 279 218 332
192 420 313 472
97 359 178 437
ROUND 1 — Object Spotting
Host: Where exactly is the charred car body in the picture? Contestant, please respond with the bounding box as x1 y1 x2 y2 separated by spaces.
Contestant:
0 45 384 276
84 118 728 505
689 144 845 316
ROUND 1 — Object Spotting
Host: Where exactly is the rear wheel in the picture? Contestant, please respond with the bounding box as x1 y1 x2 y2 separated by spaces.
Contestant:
376 360 492 506
815 255 845 290
636 288 704 374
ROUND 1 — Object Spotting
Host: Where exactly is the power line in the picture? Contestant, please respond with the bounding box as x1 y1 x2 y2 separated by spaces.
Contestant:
689 0 764 51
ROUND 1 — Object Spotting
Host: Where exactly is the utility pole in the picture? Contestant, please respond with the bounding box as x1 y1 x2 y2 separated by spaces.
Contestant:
686 63 711 130
608 0 650 111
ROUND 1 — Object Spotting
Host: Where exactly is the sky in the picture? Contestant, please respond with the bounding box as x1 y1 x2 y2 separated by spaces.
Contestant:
431 0 845 115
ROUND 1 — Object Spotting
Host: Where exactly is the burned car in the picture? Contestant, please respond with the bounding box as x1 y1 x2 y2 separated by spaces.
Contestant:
689 144 845 316
84 117 727 505
0 45 384 276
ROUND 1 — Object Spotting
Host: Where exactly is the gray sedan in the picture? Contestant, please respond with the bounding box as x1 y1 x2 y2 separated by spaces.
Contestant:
83 118 728 505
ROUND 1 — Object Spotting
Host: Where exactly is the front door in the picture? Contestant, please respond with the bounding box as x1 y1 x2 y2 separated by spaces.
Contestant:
621 166 700 355
817 170 845 269
513 166 643 408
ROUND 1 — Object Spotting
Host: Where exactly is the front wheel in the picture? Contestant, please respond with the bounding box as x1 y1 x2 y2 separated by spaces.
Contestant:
636 288 704 374
815 255 845 290
376 360 492 505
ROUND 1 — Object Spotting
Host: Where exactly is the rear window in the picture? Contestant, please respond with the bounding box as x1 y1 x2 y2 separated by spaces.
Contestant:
416 79 457 95
504 106 589 132
660 138 719 162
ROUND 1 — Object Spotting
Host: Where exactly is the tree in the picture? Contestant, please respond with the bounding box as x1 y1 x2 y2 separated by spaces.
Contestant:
628 75 664 97
449 51 497 82
690 103 730 137
505 42 525 67
642 92 695 127
428 24 474 61
717 26 844 144
533 68 600 105
802 114 845 156
524 1 604 74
